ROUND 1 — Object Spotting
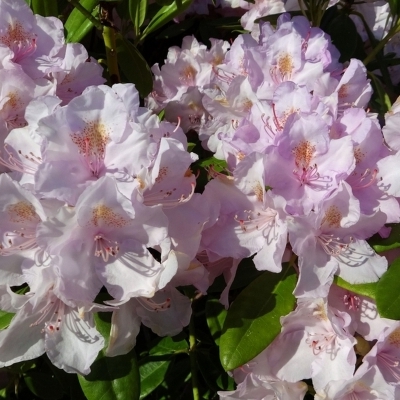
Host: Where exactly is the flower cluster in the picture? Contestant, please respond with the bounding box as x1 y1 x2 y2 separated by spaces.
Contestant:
149 13 400 399
0 0 203 375
2 0 400 397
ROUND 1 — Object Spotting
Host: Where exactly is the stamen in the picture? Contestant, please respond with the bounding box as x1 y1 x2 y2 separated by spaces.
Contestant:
317 234 353 256
378 351 400 381
143 182 195 208
137 296 171 312
352 168 377 190
305 332 337 356
0 22 37 62
0 143 40 174
70 121 110 177
234 208 277 234
173 117 181 132
30 297 65 334
94 234 120 262
343 293 360 311
213 67 236 84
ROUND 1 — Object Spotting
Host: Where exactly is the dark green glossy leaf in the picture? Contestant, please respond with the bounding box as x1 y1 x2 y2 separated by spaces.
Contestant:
206 298 227 346
376 257 400 320
140 0 193 41
370 224 400 253
31 0 58 16
129 0 147 36
149 335 188 356
157 358 191 397
0 310 14 330
220 266 296 371
334 276 377 300
78 312 140 400
78 348 140 400
117 37 153 97
197 347 234 391
139 357 172 399
325 14 358 62
24 371 64 400
65 0 100 43
388 0 400 17
368 72 391 114
44 356 86 400
8 359 36 374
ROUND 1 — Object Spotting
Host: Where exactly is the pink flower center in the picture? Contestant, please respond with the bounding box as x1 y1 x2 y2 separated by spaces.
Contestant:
343 293 360 311
0 22 37 62
30 296 65 334
377 351 400 381
317 234 353 256
235 208 277 233
137 296 171 312
1 201 40 255
306 331 337 356
0 143 41 174
94 234 120 262
70 121 111 177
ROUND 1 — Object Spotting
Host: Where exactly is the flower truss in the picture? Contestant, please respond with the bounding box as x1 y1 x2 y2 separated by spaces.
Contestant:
1 0 400 399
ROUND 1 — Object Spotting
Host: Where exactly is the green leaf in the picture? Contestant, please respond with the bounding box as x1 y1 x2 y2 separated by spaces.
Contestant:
197 156 227 172
325 14 358 63
129 0 147 37
334 276 377 300
24 371 64 400
0 310 14 330
78 312 140 400
140 0 193 42
376 257 400 320
220 266 296 371
370 224 400 253
44 356 86 400
65 0 100 43
197 347 234 391
117 37 153 97
388 0 400 17
368 71 391 114
139 357 172 399
206 298 227 346
78 348 140 400
149 335 188 356
157 358 190 397
8 359 36 374
30 0 58 16
187 142 196 152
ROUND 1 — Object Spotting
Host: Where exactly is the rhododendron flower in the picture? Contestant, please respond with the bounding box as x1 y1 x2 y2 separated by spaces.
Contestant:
0 264 106 375
106 286 191 357
265 298 356 390
202 153 287 273
0 0 64 77
37 176 169 304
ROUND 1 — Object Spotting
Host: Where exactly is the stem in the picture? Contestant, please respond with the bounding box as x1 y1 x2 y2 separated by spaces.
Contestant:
364 19 400 66
67 0 103 30
189 311 200 400
102 25 120 84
